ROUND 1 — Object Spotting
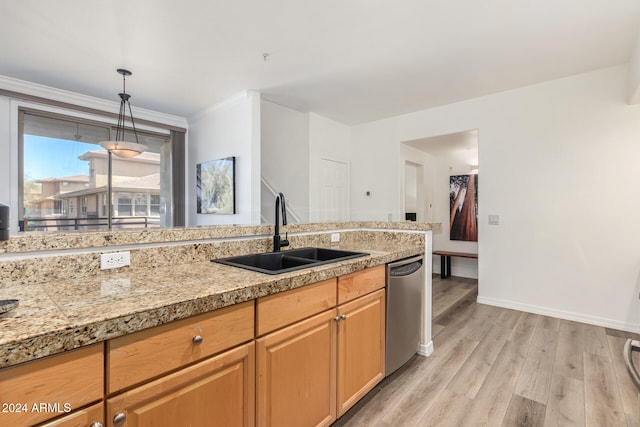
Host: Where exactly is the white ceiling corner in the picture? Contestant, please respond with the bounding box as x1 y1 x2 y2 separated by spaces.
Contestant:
1 0 639 125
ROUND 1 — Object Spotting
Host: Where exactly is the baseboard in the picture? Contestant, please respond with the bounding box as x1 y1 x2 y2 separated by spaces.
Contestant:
418 340 434 357
477 295 640 334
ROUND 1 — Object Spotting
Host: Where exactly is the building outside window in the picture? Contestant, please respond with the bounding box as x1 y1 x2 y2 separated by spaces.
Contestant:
150 195 161 216
80 197 88 217
134 193 148 216
19 110 172 232
116 194 132 216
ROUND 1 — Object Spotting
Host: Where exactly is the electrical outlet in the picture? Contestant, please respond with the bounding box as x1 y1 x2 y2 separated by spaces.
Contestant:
488 214 500 225
331 233 340 243
100 251 131 270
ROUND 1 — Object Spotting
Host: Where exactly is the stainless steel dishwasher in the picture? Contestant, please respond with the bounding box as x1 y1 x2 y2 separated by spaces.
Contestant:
386 254 424 376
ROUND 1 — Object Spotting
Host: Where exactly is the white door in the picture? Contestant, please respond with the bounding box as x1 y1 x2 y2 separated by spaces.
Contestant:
318 159 348 222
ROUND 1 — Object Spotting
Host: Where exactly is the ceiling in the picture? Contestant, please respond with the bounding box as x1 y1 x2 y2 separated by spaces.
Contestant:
404 130 477 156
404 130 478 167
1 1 640 125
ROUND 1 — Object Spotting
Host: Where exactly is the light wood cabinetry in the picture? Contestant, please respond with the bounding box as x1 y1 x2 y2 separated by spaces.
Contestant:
40 402 104 427
256 310 337 427
256 266 386 426
0 343 103 427
108 300 254 393
256 278 336 336
105 301 255 427
336 289 385 416
338 265 385 304
106 342 255 427
2 263 391 427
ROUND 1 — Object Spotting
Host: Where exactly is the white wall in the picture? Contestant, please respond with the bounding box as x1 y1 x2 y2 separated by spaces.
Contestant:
261 100 309 223
352 65 640 332
629 29 640 103
0 96 12 211
188 91 261 226
351 119 401 221
308 113 351 222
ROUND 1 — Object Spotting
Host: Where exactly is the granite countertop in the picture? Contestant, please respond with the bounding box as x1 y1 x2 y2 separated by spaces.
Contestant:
0 241 423 369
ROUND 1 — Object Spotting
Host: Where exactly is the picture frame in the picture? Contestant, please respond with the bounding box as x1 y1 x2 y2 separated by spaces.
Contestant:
196 156 236 214
449 173 478 241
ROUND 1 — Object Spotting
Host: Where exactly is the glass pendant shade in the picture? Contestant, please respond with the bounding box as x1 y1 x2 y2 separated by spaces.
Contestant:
99 140 148 158
99 69 147 158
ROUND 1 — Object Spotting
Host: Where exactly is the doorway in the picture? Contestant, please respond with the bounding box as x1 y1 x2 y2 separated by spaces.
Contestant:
404 161 424 222
318 158 349 222
401 130 479 280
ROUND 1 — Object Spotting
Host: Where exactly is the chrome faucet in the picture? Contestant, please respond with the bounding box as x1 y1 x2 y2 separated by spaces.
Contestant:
273 192 289 252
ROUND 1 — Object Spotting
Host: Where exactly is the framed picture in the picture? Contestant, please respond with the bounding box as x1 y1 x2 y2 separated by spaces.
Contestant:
197 157 236 214
449 173 478 241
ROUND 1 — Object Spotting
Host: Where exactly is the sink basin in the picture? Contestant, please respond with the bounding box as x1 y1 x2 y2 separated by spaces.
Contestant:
284 247 367 262
213 247 368 275
214 252 317 274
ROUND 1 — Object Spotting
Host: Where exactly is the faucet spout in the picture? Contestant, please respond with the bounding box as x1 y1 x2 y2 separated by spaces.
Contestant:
273 193 289 252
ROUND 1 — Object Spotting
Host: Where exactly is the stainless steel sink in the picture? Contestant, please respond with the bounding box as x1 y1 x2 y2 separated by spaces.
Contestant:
213 247 368 274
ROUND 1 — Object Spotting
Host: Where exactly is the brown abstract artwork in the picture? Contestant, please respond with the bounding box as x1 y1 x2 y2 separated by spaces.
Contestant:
450 174 478 241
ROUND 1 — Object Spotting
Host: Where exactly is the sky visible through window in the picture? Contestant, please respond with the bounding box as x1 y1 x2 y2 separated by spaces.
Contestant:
24 135 97 180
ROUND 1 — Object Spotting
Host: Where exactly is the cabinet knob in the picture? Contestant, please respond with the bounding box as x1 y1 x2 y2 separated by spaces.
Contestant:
193 335 203 345
340 314 347 320
113 412 126 426
333 316 341 322
90 423 103 427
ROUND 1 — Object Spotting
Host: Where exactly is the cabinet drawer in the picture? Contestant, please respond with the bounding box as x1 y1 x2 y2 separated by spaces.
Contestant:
0 344 104 427
338 265 385 304
40 402 104 427
108 300 254 393
256 278 337 336
107 342 255 427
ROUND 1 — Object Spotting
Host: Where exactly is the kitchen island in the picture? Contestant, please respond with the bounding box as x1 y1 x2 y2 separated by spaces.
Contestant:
0 222 433 426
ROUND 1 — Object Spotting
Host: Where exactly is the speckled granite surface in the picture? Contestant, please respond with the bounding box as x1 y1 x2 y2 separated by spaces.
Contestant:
0 221 434 254
0 223 432 369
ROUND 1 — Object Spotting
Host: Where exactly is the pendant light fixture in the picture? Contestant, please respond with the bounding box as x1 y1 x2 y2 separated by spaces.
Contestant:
99 68 148 158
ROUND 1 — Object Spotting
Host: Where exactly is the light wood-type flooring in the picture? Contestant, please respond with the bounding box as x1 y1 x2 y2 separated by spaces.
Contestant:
335 275 640 426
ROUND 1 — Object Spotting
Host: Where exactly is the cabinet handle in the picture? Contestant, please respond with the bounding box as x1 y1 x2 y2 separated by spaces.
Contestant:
113 412 126 426
333 316 341 322
193 335 203 345
90 423 103 427
340 314 347 320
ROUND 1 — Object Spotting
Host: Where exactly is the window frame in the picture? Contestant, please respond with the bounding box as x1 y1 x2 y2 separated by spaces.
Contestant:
16 105 178 232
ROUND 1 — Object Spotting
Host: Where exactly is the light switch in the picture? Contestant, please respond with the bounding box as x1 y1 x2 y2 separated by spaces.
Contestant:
488 214 500 225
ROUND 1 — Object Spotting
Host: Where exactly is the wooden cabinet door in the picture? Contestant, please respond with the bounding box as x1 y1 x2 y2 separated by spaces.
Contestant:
40 402 104 427
256 309 337 427
107 342 254 427
0 344 104 427
336 289 385 416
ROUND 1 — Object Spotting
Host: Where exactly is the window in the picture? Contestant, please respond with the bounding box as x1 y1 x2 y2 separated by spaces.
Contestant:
81 197 88 217
53 200 68 216
19 110 175 232
117 194 132 216
150 195 161 216
101 193 107 217
134 193 148 216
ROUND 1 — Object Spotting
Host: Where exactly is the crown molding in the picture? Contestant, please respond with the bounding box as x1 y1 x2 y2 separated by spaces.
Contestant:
0 74 188 130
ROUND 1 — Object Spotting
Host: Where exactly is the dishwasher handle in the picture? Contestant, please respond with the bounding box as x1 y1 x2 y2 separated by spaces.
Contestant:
389 257 423 277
